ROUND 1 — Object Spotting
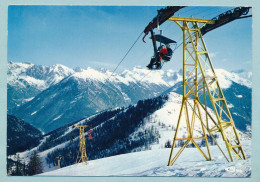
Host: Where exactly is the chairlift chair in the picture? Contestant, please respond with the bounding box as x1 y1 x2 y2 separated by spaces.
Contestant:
147 33 176 70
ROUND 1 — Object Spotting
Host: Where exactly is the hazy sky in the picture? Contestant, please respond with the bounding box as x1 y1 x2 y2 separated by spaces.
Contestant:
8 6 252 72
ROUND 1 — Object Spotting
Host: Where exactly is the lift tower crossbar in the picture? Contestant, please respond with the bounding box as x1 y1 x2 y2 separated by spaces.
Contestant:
167 17 246 166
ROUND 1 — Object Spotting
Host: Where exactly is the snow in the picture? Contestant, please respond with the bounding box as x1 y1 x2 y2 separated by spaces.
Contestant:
70 100 77 104
40 140 251 177
122 67 170 86
72 67 108 83
214 69 252 88
31 111 38 115
7 62 75 90
11 89 251 177
227 103 234 108
53 114 63 121
69 67 251 95
129 92 218 148
121 91 131 101
24 97 34 102
20 76 47 89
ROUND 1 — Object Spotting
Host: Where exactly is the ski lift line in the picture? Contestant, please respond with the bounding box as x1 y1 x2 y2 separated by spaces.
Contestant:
173 32 193 52
108 34 193 111
110 31 144 76
106 6 252 123
87 31 144 108
143 7 212 60
157 7 217 33
173 7 201 19
184 7 221 18
177 7 235 21
157 7 223 47
201 7 251 36
198 6 249 24
203 7 237 18
170 8 244 52
86 7 243 116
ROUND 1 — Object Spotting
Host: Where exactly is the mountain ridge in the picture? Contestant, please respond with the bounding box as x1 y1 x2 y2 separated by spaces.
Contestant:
8 61 252 133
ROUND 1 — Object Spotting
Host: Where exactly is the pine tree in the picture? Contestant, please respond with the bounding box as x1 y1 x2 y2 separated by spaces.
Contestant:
27 152 43 175
10 154 22 176
165 140 172 148
22 160 27 176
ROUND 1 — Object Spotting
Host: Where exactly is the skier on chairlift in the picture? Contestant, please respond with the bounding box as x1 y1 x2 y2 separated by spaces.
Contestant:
147 44 172 69
164 44 173 61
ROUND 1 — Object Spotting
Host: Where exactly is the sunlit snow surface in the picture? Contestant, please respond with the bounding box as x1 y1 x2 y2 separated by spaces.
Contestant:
40 140 251 177
15 92 251 177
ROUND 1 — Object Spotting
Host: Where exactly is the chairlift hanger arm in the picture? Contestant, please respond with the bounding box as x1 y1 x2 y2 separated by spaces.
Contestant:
201 7 251 35
143 6 185 42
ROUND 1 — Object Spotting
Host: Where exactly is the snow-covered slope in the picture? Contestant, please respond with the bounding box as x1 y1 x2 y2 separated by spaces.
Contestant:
214 69 252 89
40 140 251 177
12 92 251 177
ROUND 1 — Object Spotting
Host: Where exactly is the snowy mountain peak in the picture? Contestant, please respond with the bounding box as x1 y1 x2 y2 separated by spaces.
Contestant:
8 61 34 76
8 62 75 87
72 67 108 82
214 69 252 88
73 67 84 72
51 64 73 73
121 67 170 86
8 62 76 109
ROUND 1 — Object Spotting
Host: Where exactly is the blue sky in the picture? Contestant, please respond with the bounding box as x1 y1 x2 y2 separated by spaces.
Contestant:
8 6 252 72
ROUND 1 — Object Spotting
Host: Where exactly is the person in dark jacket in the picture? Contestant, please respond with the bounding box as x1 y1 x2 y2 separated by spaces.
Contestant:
159 45 168 60
162 44 173 61
147 45 168 69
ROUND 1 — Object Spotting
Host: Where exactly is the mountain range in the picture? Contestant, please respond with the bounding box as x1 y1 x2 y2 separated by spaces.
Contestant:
8 62 252 134
8 62 182 132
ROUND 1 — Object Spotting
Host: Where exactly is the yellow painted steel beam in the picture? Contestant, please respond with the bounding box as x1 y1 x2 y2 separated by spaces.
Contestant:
191 139 210 161
168 17 215 24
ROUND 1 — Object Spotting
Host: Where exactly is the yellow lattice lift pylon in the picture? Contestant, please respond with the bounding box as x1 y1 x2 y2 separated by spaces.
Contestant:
75 125 92 165
167 17 246 166
56 154 62 168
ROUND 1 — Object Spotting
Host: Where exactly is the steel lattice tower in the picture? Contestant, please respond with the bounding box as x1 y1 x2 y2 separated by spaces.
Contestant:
167 17 246 166
76 125 89 165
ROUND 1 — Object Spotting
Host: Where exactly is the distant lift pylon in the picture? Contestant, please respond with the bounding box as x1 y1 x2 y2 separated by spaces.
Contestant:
75 125 93 165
